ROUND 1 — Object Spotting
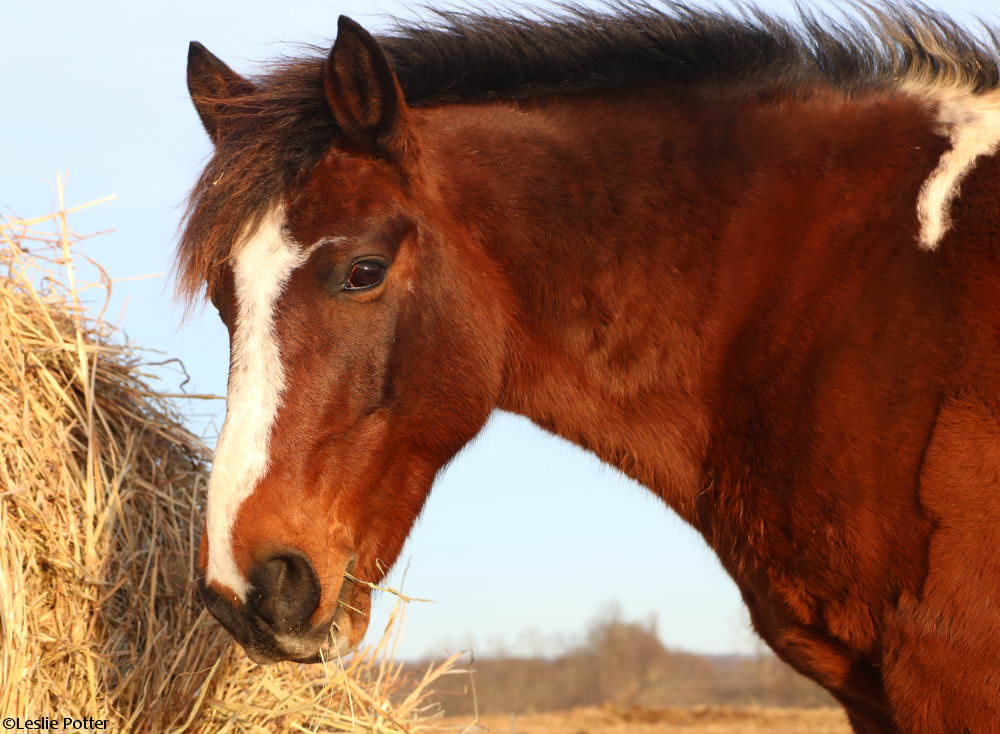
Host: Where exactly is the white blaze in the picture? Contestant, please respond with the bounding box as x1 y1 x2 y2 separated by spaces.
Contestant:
205 208 306 600
916 89 1000 250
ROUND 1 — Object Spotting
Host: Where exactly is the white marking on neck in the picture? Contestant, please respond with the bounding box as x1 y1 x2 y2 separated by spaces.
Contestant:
205 208 306 600
915 89 1000 250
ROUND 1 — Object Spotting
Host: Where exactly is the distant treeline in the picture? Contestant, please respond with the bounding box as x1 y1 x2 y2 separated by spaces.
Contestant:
411 611 833 716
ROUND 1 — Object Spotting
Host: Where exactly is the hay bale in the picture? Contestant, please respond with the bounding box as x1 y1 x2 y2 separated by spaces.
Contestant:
0 189 459 732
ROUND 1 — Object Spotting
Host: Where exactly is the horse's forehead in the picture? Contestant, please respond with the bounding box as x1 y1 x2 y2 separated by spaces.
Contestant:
285 155 406 245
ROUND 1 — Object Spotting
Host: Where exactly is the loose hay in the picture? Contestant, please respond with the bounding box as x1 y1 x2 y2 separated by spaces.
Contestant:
0 187 459 732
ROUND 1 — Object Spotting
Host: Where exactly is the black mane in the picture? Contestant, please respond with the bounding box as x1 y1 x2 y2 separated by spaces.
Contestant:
384 2 998 104
177 2 1000 302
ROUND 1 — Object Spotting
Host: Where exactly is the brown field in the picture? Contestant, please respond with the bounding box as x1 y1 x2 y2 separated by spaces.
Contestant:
438 704 851 733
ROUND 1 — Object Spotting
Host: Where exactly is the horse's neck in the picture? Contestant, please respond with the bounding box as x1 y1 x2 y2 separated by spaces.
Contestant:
423 84 939 522
420 88 726 517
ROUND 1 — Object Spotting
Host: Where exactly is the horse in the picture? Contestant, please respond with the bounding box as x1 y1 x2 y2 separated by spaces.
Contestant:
179 3 1000 731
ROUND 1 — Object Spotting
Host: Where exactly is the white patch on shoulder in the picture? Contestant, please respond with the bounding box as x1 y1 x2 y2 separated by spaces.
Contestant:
915 90 1000 250
205 208 307 600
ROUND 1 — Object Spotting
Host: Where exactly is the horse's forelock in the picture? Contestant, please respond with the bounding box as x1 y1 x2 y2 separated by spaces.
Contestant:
177 64 334 306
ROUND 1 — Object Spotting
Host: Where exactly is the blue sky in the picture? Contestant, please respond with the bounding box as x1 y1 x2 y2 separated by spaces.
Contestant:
4 0 996 661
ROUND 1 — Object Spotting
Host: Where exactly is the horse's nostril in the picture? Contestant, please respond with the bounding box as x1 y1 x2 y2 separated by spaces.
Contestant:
247 550 321 634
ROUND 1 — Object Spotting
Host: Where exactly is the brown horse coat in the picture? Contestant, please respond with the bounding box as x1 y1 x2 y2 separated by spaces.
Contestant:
180 5 1000 731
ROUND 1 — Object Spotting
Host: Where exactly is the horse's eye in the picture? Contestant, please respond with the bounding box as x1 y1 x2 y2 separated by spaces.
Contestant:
344 259 387 291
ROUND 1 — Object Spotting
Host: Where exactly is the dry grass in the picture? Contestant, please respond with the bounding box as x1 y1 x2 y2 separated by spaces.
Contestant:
439 704 851 734
0 181 461 732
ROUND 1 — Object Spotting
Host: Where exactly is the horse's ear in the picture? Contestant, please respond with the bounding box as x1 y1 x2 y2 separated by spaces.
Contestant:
325 16 410 159
187 41 255 144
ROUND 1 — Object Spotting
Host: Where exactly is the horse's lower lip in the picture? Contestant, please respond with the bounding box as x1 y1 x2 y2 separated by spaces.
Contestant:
246 647 325 664
292 651 325 664
248 627 334 664
245 647 282 664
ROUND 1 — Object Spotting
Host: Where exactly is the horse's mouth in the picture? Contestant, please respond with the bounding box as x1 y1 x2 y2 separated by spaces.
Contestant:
257 611 361 664
248 631 331 664
245 645 322 665
199 576 366 664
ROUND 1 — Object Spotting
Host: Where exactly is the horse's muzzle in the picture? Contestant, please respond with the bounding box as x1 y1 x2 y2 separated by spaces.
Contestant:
198 549 339 663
